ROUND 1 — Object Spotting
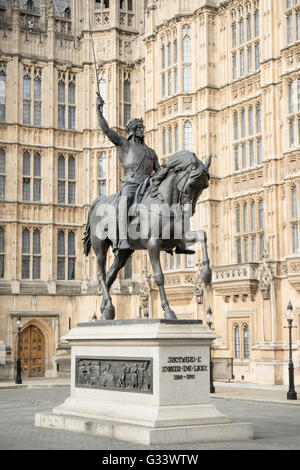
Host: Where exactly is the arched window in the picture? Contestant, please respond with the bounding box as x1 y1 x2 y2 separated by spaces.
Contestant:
33 152 41 201
98 153 106 178
124 256 132 279
174 68 178 93
33 230 41 279
243 202 248 232
174 39 178 63
244 236 249 262
68 156 76 204
23 151 31 176
254 10 259 37
183 65 192 92
68 232 76 280
34 152 41 177
232 52 237 80
240 48 245 76
249 139 254 166
247 45 253 74
182 26 191 62
252 235 257 262
124 80 130 102
289 80 294 113
68 156 75 180
184 122 192 151
0 64 6 122
168 127 172 154
289 117 296 148
236 237 242 263
234 324 241 359
241 109 246 138
167 42 171 67
293 224 299 253
98 72 106 117
124 79 131 126
233 111 238 140
248 106 254 135
162 128 166 155
175 124 179 151
0 149 5 199
22 229 30 279
98 152 107 196
236 204 241 232
257 137 262 164
247 15 252 41
57 230 76 280
256 102 261 133
251 200 256 230
243 324 250 359
161 73 165 98
58 155 65 203
23 151 31 201
26 0 34 12
183 25 192 92
258 199 264 229
232 21 237 48
292 185 298 218
168 71 172 96
234 145 239 170
58 154 65 179
0 226 4 278
255 42 260 70
239 17 244 44
161 44 165 70
64 7 71 18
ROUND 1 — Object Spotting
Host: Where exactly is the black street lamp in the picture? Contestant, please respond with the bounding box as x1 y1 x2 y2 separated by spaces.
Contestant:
15 314 22 385
206 306 215 394
284 301 297 400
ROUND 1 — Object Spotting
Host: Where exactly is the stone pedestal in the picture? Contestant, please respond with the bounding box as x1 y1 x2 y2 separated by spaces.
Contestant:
35 319 253 445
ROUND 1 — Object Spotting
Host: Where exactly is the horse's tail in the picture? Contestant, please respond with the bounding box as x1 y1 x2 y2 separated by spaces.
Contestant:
83 210 92 256
83 200 98 256
82 194 115 256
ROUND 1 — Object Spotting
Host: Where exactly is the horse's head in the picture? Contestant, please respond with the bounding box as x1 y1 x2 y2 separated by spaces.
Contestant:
149 151 211 212
180 152 211 199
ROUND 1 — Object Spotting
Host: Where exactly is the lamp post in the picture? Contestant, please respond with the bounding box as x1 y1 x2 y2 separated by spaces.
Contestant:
285 301 297 400
15 314 22 385
206 306 215 394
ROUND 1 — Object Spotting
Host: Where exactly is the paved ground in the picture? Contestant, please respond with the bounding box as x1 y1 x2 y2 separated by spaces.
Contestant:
0 379 300 451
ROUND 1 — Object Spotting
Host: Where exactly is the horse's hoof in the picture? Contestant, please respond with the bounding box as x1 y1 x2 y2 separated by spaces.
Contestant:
102 305 115 321
164 308 177 320
200 267 212 285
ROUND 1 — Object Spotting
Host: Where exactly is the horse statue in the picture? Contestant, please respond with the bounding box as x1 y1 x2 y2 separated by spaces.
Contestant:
83 150 212 321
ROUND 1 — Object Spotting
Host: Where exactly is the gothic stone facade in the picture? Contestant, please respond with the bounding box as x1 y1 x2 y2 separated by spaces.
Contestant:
0 0 299 385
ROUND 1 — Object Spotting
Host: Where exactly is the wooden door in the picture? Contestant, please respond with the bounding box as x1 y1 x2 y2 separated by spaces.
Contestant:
20 325 45 377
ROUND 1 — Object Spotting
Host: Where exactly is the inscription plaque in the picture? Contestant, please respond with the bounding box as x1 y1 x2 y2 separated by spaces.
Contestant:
161 355 208 381
75 357 153 394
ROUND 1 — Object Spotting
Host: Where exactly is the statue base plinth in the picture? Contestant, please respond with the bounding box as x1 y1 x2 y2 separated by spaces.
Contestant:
35 319 253 445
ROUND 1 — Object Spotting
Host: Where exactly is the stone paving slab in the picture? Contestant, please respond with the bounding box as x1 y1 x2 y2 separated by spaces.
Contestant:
1 378 299 405
1 387 300 450
213 384 300 405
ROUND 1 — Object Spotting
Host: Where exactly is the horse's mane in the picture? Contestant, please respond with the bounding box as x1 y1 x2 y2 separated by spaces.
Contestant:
150 151 208 200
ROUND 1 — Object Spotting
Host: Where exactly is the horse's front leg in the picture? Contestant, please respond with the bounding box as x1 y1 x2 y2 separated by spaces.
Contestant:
96 243 115 320
183 230 212 285
147 239 177 320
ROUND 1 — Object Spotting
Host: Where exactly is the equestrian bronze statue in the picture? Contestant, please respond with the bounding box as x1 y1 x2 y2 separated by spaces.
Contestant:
83 94 212 321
